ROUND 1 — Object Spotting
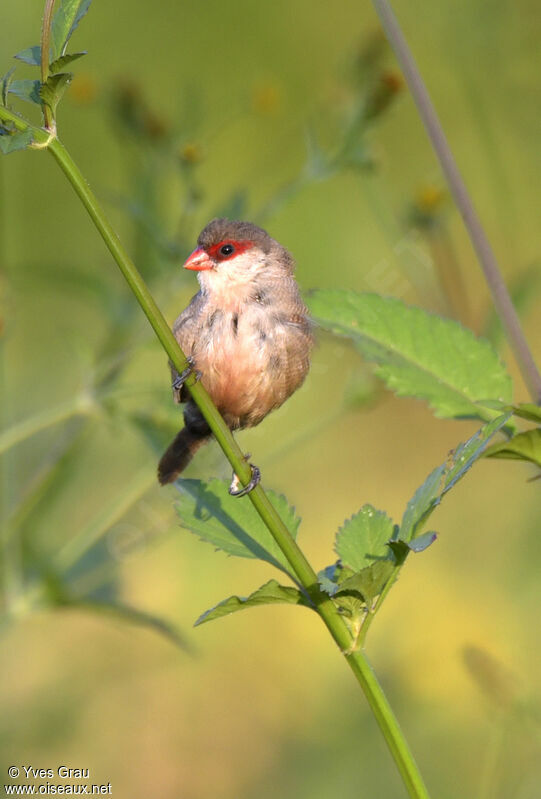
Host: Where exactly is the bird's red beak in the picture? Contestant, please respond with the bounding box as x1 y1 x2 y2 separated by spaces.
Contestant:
184 247 213 271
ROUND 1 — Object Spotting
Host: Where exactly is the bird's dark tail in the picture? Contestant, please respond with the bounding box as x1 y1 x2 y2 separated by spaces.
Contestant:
158 402 211 485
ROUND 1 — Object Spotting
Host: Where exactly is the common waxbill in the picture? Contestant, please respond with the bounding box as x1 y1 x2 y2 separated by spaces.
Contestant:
158 218 313 488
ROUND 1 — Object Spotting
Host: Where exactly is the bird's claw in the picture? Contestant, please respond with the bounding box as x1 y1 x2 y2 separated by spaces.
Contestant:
229 461 261 497
172 357 201 391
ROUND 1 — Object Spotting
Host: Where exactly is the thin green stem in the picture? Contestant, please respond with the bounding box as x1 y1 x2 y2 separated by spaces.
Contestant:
372 0 541 404
0 127 430 795
40 0 56 131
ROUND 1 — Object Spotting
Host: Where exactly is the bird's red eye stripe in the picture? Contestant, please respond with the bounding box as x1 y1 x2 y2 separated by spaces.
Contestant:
207 240 254 261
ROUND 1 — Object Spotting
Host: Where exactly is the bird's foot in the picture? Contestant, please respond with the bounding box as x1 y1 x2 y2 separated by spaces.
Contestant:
229 458 261 497
172 357 201 391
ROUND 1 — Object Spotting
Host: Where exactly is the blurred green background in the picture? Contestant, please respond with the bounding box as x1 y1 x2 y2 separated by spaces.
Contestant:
1 1 541 797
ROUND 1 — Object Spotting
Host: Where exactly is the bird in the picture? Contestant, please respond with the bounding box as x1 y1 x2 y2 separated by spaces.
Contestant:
157 218 313 489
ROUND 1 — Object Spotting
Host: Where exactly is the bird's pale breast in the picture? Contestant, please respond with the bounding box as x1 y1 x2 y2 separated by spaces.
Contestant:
174 296 311 429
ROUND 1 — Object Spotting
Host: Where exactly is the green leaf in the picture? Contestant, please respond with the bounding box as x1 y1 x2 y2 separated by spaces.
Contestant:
0 128 34 154
387 531 437 560
443 413 512 492
319 559 395 606
407 531 437 553
39 72 72 115
337 560 395 605
484 429 541 469
320 566 366 627
335 504 395 571
195 579 312 626
512 403 541 424
400 463 446 542
318 563 342 595
1 67 16 107
51 0 93 60
9 79 41 105
175 479 301 579
49 51 87 74
14 46 42 66
307 291 512 421
400 413 512 541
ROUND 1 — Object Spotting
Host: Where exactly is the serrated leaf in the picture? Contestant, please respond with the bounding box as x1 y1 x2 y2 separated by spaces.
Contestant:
51 0 93 60
400 413 512 541
39 72 72 114
14 46 42 66
195 579 312 626
1 67 16 106
175 478 300 578
512 403 541 423
9 79 41 105
337 560 395 605
484 429 541 468
307 291 512 421
335 504 395 571
0 128 34 154
49 51 87 74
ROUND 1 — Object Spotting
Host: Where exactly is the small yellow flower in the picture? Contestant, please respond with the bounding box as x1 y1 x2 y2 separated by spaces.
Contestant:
416 185 446 213
180 142 203 164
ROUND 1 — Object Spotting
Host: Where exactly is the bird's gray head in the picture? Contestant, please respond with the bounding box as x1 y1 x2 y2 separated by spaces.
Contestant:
183 218 294 277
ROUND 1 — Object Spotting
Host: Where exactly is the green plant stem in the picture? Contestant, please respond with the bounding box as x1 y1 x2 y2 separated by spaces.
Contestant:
42 133 430 798
40 0 56 131
372 0 541 404
346 651 429 798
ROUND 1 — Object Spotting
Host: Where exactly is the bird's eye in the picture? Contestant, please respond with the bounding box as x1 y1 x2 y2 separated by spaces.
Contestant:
219 243 235 257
